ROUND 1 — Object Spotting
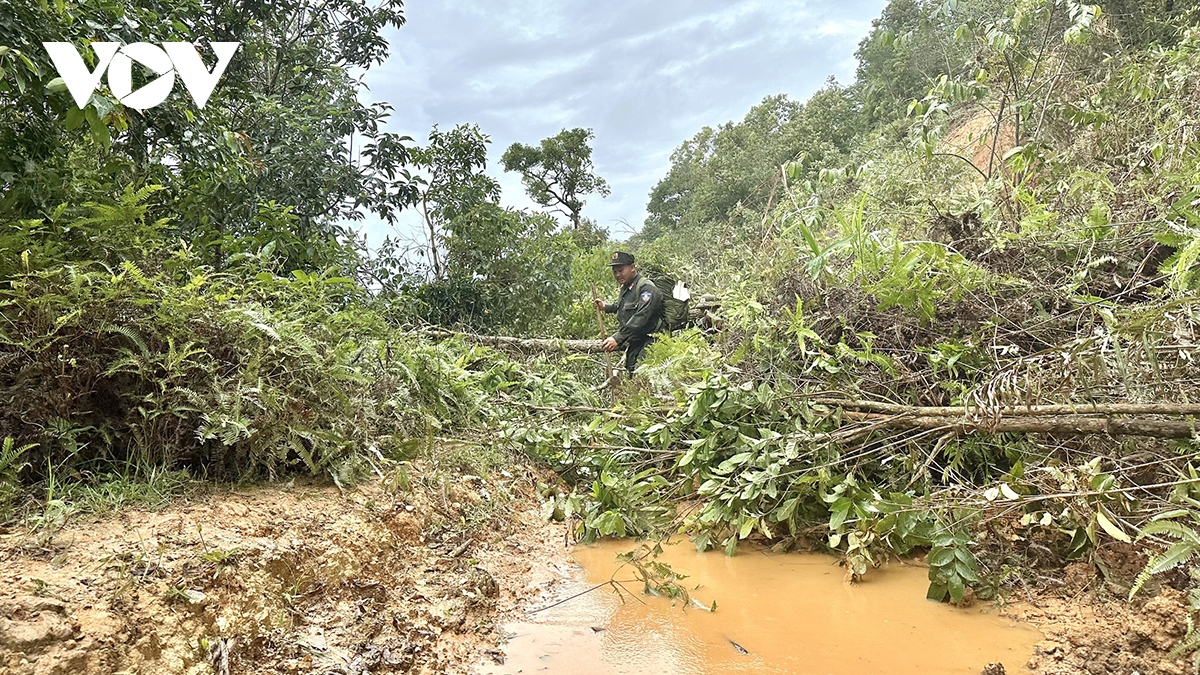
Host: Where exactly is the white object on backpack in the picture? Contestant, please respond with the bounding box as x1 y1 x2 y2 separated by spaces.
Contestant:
673 281 691 302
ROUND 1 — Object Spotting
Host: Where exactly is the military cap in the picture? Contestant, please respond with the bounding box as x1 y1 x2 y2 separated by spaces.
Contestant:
606 251 636 267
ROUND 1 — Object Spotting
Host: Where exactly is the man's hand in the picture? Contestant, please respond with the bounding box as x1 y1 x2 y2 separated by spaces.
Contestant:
601 337 619 352
592 298 606 312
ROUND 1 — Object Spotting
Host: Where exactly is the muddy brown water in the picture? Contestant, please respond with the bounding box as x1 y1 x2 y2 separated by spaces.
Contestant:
480 539 1042 675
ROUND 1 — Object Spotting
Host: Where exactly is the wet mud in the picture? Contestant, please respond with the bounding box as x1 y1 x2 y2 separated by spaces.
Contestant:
0 482 1191 675
483 539 1042 675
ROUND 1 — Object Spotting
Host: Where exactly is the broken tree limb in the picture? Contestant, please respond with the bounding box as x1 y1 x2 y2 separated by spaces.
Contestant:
418 308 732 354
420 328 607 353
841 411 1197 439
816 399 1200 418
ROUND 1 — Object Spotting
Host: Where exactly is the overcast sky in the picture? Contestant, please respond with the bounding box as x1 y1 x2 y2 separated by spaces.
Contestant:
355 0 887 250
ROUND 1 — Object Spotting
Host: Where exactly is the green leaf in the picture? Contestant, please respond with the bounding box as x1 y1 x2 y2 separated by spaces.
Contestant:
1147 541 1199 576
1096 510 1131 543
927 547 955 567
954 560 979 583
947 573 966 603
65 106 84 131
84 107 110 148
773 497 798 523
1150 509 1193 522
738 517 756 540
829 497 852 530
1136 520 1200 545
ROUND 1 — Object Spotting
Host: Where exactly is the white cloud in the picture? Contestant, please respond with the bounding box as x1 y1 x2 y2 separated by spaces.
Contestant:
353 0 888 248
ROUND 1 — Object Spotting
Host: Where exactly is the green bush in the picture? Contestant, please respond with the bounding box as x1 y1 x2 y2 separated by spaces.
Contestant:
0 251 596 493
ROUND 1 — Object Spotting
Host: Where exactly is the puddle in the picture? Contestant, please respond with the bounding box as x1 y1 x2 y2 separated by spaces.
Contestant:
479 539 1041 675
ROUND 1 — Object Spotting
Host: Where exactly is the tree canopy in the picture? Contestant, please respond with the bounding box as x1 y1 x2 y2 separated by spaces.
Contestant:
1 0 417 274
411 123 500 278
500 127 609 230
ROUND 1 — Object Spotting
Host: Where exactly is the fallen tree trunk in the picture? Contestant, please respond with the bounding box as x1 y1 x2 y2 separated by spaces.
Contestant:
418 329 1197 438
464 334 606 353
421 328 607 353
841 411 1197 439
818 399 1200 417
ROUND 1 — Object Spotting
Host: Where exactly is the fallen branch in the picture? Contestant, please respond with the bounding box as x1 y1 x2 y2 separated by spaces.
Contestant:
819 399 1200 418
499 400 678 414
500 395 1200 422
420 328 606 353
527 578 643 614
842 411 1197 439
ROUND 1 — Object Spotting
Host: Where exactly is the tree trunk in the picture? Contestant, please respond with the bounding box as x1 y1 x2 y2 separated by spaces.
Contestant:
819 399 1200 418
422 329 606 353
841 411 1197 439
422 196 442 279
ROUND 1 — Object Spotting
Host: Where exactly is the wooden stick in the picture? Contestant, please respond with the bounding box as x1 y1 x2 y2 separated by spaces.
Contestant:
818 399 1200 418
591 283 614 380
419 327 606 352
841 411 1197 439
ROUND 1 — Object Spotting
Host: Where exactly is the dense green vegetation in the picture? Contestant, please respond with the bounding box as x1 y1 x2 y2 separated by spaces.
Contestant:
557 0 1200 620
6 0 1200 661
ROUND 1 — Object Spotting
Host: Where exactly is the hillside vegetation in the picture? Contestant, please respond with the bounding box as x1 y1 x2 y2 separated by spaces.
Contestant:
5 0 1200 669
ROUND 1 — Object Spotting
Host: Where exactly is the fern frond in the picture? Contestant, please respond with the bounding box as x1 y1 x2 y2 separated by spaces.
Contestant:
0 437 36 474
104 325 151 358
1137 520 1200 546
286 434 318 475
1148 542 1199 576
1131 541 1200 599
1167 629 1200 660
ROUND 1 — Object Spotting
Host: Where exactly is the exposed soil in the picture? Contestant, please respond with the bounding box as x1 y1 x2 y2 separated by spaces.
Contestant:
0 471 1194 675
0 467 570 675
942 105 1018 179
1007 559 1193 675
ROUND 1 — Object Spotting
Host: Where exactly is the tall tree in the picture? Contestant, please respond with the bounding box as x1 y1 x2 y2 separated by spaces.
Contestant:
500 128 609 229
411 204 579 333
853 0 1006 124
0 0 419 274
641 86 864 244
410 124 500 278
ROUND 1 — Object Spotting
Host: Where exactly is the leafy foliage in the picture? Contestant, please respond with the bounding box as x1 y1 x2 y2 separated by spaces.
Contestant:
501 128 610 230
410 123 501 278
0 437 35 521
8 0 1200 620
501 4 1200 601
1131 511 1200 600
926 529 982 604
1 0 418 276
0 247 598 500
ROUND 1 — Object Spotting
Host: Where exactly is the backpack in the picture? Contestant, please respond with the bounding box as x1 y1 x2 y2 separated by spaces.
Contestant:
648 274 690 332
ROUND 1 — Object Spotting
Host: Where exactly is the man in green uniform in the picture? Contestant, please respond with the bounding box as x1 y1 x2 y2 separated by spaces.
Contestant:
593 251 665 374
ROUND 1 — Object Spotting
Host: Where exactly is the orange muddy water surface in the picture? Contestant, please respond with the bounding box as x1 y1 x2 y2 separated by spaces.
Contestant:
479 538 1042 675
